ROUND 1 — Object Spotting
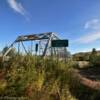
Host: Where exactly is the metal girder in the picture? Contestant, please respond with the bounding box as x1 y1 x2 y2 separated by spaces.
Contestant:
3 41 16 59
3 32 59 59
15 32 54 42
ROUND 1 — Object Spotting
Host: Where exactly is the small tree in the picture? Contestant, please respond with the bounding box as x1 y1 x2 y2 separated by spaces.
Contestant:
2 46 16 57
91 48 97 55
89 48 100 66
89 48 97 60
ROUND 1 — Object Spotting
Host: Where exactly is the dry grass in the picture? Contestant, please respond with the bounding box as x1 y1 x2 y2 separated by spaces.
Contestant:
0 55 76 100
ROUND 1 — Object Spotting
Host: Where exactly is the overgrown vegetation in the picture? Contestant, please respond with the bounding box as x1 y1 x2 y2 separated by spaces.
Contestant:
0 54 77 100
0 47 100 100
89 48 100 66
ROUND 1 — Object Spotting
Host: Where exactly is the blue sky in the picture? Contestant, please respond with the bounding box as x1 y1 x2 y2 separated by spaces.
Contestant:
0 0 100 54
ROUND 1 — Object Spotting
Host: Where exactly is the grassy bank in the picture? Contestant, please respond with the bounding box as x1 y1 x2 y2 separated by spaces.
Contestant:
0 55 100 100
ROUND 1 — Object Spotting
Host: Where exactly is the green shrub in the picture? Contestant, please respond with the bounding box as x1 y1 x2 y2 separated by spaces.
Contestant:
90 55 100 66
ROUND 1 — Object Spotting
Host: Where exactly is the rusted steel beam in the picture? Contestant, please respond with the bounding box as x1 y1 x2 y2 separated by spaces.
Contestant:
15 32 53 42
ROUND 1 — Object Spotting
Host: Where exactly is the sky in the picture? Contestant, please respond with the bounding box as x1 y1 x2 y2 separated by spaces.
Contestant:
0 0 100 54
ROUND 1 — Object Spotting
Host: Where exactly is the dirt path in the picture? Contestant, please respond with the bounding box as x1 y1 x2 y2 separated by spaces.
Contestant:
72 67 100 90
79 67 100 80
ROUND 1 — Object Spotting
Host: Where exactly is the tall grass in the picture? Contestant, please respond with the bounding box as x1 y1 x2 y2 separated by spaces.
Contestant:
0 54 100 100
0 55 77 100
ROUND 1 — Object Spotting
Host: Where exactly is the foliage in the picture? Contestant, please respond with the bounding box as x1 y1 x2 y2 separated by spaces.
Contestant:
0 55 77 100
0 53 100 100
73 53 90 61
89 48 100 66
2 46 16 57
90 55 100 66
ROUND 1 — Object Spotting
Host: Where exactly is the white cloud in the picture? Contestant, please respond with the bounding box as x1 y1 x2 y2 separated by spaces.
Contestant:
76 32 100 44
7 0 29 19
84 19 100 30
73 19 100 44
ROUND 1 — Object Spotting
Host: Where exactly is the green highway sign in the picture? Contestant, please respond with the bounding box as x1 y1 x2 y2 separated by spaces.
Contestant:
51 40 68 47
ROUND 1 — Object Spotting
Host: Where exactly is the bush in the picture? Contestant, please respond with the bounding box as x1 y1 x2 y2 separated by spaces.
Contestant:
90 55 100 66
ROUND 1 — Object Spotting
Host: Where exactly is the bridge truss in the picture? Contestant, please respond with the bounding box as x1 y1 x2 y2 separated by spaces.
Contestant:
3 32 67 59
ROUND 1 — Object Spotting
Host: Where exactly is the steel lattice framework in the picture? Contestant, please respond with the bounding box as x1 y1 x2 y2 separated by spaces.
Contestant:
3 32 66 59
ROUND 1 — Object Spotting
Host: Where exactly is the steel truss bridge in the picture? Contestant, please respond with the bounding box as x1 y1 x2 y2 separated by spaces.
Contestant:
3 32 67 59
